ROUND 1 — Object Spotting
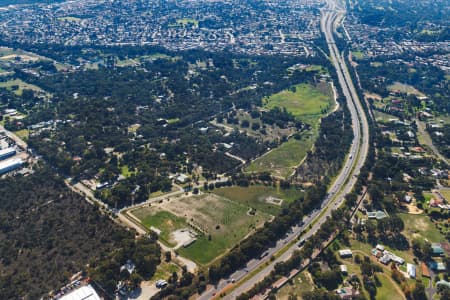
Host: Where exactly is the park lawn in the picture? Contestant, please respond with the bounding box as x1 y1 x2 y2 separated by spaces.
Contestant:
0 79 45 96
246 132 315 179
212 185 302 215
376 273 404 300
132 208 187 247
175 194 271 265
399 213 444 243
263 83 333 119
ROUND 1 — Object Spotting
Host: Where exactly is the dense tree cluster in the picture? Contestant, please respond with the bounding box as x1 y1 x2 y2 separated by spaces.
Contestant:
295 108 353 183
89 234 161 295
0 168 157 299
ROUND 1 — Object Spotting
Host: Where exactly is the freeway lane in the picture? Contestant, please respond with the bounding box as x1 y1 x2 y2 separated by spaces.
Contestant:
198 0 370 298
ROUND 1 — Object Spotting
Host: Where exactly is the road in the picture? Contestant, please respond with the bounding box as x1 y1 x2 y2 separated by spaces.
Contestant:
197 0 370 298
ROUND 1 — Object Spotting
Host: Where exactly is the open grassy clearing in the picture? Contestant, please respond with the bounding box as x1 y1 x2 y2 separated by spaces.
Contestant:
305 65 327 73
373 110 398 123
212 185 302 215
388 82 425 97
277 271 315 300
433 113 450 125
150 261 181 281
140 54 181 62
399 213 445 243
247 83 334 178
439 189 450 202
229 109 298 143
163 193 271 265
376 273 405 300
423 191 434 202
263 83 333 120
14 129 29 140
120 165 134 178
0 79 46 96
132 208 187 247
246 134 315 178
352 50 364 60
116 58 139 67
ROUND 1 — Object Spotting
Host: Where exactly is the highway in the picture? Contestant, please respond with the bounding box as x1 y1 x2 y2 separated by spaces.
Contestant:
197 0 370 298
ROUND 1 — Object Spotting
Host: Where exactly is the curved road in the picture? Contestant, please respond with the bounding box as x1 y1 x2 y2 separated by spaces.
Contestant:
198 0 370 298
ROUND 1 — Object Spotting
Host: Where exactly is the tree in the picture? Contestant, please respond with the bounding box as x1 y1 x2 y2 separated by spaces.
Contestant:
165 251 172 262
411 282 426 300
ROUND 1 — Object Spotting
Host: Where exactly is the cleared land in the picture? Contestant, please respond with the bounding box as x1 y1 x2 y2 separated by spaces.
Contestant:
0 78 46 96
439 189 450 202
352 50 364 60
151 261 181 281
247 83 334 178
171 194 271 265
399 213 444 243
13 129 29 140
277 271 315 299
212 185 302 215
263 83 333 120
132 208 187 247
132 193 271 265
246 136 315 178
376 273 405 300
388 82 425 97
373 110 398 123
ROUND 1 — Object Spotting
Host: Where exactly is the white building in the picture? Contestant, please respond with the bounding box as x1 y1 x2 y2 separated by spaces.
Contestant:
407 263 416 279
59 285 100 300
0 158 23 175
338 249 353 258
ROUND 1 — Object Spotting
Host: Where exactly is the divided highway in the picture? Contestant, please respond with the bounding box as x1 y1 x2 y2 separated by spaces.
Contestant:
198 0 370 298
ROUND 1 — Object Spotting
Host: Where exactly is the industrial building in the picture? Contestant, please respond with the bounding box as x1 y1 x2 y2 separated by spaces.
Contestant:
58 284 100 300
0 147 16 161
0 158 23 175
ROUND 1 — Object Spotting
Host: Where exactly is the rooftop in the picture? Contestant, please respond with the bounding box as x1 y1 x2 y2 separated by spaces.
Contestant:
58 285 100 300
